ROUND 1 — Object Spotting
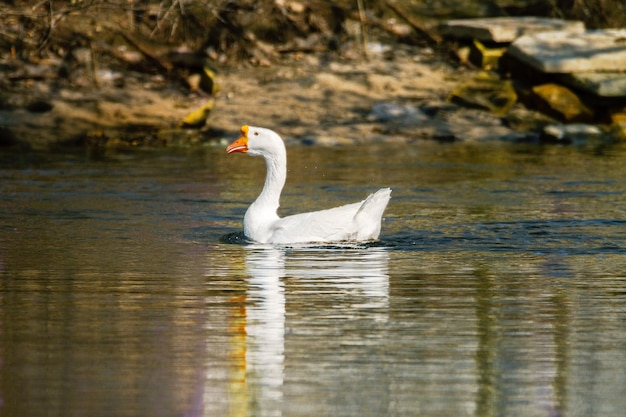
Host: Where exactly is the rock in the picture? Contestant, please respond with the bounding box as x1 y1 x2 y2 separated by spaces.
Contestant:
367 102 428 123
610 110 626 139
542 123 603 144
26 100 54 113
0 126 18 147
440 17 584 43
561 72 626 97
469 39 507 70
508 29 626 73
178 100 215 129
610 111 626 125
199 66 220 96
444 108 527 142
503 103 556 133
96 70 125 88
186 73 202 91
286 1 306 14
530 83 594 122
449 72 517 115
455 45 471 65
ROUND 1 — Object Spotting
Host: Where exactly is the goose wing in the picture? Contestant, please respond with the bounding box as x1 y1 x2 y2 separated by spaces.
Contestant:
268 188 391 244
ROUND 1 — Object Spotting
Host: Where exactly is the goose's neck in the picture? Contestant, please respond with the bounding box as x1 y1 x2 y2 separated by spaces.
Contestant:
255 150 286 212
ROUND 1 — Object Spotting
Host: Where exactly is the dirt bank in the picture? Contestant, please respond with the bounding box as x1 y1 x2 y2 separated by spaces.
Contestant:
3 41 546 151
0 0 595 150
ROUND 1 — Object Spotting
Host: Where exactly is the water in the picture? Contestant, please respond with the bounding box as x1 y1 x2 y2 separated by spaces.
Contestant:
1 140 625 417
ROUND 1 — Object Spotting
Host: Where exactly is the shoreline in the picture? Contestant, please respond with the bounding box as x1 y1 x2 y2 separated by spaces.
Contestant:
1 44 542 151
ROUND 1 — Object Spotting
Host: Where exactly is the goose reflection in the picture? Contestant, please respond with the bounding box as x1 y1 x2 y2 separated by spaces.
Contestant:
283 245 390 315
241 244 390 417
244 245 286 417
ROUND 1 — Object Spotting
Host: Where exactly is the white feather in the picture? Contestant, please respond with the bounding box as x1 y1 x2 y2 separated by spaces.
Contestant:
227 126 391 244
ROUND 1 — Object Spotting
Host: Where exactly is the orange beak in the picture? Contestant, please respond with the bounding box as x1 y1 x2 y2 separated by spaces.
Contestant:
227 125 249 154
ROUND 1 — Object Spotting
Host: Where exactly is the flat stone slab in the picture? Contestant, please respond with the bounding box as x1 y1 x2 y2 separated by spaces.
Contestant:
562 72 626 97
508 29 626 73
543 123 603 144
440 17 584 43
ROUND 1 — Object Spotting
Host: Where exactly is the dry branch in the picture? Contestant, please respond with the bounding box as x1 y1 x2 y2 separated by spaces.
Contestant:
385 0 441 45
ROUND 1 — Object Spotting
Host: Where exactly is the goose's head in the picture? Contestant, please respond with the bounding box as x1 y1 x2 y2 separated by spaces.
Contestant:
226 125 285 157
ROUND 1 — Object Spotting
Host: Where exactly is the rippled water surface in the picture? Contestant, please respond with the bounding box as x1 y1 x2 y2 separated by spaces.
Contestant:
1 140 626 417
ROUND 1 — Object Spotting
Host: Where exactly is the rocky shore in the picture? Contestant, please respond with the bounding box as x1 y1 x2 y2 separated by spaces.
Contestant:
1 1 625 151
0 39 559 150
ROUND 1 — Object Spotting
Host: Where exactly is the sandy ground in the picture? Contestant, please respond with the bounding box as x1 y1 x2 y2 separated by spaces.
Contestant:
213 48 534 145
213 49 457 143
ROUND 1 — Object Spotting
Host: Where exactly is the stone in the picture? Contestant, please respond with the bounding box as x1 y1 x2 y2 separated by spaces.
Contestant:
469 39 507 70
449 72 517 115
0 126 18 146
440 17 584 43
610 110 626 139
367 102 428 123
508 29 626 73
610 110 626 125
530 83 594 122
561 72 626 97
26 100 54 113
542 123 603 144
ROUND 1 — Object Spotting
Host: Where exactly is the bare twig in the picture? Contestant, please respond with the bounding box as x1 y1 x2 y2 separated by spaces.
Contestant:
149 0 168 38
385 0 441 45
37 0 53 52
128 0 135 30
150 0 179 39
115 28 173 72
356 0 369 60
89 39 100 88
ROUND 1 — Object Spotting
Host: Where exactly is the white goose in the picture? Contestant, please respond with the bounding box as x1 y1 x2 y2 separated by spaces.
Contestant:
227 125 391 244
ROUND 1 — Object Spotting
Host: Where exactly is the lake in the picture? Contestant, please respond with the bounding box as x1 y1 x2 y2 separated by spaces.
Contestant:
1 138 625 417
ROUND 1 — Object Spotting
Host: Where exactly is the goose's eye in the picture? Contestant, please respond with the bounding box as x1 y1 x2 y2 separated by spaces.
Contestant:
254 132 259 136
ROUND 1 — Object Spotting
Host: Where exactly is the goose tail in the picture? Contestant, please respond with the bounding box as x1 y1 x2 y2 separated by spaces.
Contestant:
354 187 392 240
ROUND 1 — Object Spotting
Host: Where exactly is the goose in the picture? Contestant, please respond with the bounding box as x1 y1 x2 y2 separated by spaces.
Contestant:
227 125 391 244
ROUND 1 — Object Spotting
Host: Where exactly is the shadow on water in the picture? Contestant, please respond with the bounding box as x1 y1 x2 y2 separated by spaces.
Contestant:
219 231 249 245
221 217 626 256
383 219 626 255
219 231 388 250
